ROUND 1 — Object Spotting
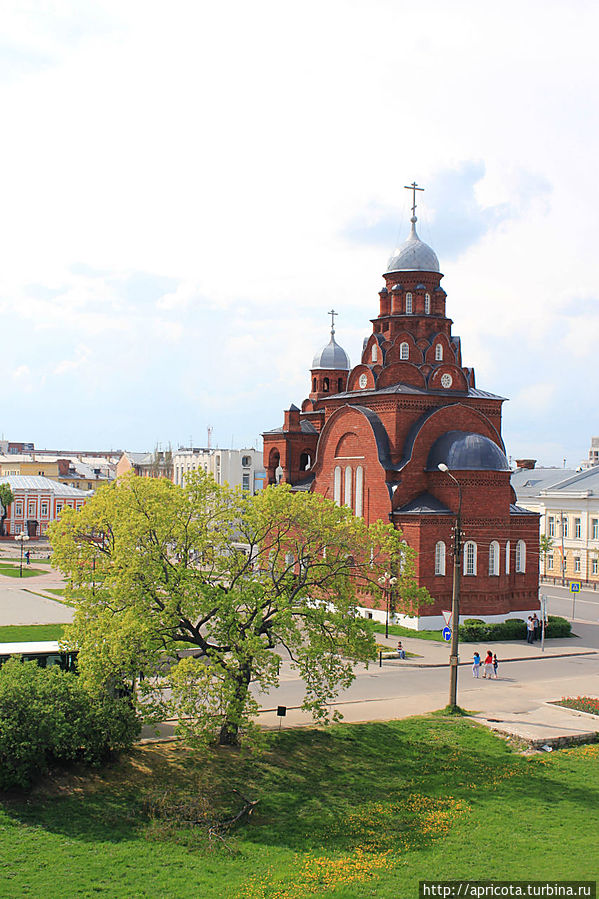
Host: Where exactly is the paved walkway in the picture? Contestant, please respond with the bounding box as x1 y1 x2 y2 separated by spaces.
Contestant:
0 564 73 626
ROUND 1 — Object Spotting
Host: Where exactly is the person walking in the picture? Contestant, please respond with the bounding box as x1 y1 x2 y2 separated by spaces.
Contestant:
472 651 481 678
482 650 493 679
493 653 499 679
526 616 535 644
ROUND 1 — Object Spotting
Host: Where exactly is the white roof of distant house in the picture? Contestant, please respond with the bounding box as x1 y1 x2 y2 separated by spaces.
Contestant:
0 475 91 496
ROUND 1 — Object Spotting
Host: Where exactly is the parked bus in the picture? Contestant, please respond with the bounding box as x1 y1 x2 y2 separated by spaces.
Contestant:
0 641 78 672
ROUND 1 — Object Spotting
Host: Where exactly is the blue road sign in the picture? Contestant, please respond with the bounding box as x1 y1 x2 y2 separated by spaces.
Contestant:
442 626 452 642
570 581 581 593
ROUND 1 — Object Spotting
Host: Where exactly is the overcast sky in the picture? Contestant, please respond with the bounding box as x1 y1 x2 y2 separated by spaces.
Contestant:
0 0 596 467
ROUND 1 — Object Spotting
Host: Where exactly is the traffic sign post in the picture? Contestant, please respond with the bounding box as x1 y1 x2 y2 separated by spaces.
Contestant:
570 581 581 620
442 626 452 642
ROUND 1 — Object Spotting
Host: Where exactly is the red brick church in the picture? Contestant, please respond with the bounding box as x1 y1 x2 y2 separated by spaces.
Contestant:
263 187 539 628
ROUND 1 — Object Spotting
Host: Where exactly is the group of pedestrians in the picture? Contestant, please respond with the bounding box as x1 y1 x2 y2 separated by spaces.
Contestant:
526 613 544 643
472 650 498 679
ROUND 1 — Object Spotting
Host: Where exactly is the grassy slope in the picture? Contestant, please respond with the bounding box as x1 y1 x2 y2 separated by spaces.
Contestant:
0 624 65 642
0 716 596 898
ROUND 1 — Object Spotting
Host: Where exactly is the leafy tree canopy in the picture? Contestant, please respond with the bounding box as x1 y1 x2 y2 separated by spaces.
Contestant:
50 474 430 747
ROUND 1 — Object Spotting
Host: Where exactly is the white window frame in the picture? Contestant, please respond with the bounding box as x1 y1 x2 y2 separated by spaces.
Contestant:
592 558 598 575
489 540 500 576
515 540 526 573
593 519 599 540
562 517 569 538
574 556 581 573
424 293 431 314
400 342 409 361
334 466 341 505
344 466 352 508
548 516 555 537
548 553 554 570
405 293 413 314
435 344 443 362
371 344 378 362
574 517 582 539
505 540 510 574
355 466 363 518
464 541 477 576
435 541 446 576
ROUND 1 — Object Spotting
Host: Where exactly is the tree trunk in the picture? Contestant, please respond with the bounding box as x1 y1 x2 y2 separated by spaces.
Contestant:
218 664 252 746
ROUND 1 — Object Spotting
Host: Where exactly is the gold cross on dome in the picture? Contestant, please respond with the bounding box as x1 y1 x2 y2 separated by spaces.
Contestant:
404 181 424 216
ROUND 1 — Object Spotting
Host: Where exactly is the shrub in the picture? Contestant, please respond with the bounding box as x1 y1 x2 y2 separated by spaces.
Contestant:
459 623 489 642
490 618 526 641
0 659 140 790
545 615 571 638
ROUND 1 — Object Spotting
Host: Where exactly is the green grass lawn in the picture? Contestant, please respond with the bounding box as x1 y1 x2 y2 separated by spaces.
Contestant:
0 624 65 643
369 621 444 641
0 563 46 578
0 715 596 898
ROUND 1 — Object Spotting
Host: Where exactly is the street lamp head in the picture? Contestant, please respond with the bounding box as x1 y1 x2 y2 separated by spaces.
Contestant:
437 463 449 472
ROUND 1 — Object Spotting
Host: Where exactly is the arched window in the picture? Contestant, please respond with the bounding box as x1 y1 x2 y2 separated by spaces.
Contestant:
435 541 446 576
435 344 443 361
464 541 477 576
323 377 329 392
516 540 526 573
400 342 409 360
505 541 510 574
344 466 352 508
337 377 343 392
489 541 500 576
299 452 311 471
405 292 413 314
372 344 378 362
425 293 431 314
334 466 341 505
312 377 316 391
355 466 364 518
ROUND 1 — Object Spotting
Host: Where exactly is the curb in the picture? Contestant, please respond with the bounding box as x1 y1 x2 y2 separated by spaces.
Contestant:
380 650 598 668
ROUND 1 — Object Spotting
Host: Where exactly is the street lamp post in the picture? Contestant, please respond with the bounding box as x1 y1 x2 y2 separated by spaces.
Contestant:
378 571 398 639
438 463 463 710
14 532 30 577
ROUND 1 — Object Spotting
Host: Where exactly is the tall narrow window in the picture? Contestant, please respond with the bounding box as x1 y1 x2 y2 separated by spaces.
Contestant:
435 344 443 361
337 377 343 392
312 377 317 392
574 517 582 538
548 553 554 570
355 466 364 518
334 466 341 505
548 516 555 537
515 540 526 573
405 293 413 314
400 342 409 360
424 293 431 314
562 517 569 538
464 541 477 576
593 519 599 540
344 466 352 508
323 377 329 392
592 558 598 575
574 556 581 573
489 541 500 576
371 344 378 362
505 540 510 574
435 541 446 576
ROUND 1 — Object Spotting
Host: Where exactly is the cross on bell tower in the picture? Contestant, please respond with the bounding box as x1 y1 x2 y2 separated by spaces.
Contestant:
404 181 424 218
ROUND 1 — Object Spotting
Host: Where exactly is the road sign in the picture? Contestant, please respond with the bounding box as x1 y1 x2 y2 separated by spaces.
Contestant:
441 610 452 627
442 626 452 642
570 581 581 593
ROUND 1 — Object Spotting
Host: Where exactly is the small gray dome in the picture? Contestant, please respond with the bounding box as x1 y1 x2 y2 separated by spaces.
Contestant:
426 431 510 472
387 217 440 274
312 333 350 370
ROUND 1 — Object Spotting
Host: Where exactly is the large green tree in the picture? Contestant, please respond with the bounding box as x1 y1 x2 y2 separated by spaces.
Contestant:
0 482 14 537
50 474 430 747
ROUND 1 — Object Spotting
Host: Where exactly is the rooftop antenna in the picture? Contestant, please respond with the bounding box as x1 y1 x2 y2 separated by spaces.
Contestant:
207 426 213 450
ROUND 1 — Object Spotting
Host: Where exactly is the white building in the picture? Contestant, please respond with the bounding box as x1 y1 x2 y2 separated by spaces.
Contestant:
512 465 599 585
172 447 265 493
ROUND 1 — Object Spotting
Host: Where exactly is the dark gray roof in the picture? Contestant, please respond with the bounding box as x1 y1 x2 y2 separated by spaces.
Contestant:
290 474 315 492
334 382 505 401
262 419 318 436
510 503 538 515
394 492 452 515
426 431 510 472
289 403 300 412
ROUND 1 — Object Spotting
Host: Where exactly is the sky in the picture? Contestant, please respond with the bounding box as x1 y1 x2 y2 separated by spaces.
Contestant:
0 0 597 467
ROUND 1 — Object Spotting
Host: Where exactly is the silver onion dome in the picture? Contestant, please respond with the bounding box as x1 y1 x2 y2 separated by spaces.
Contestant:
311 332 351 370
387 216 440 274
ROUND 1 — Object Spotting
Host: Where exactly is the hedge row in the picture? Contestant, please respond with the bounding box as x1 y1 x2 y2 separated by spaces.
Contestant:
458 615 571 642
0 659 140 790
